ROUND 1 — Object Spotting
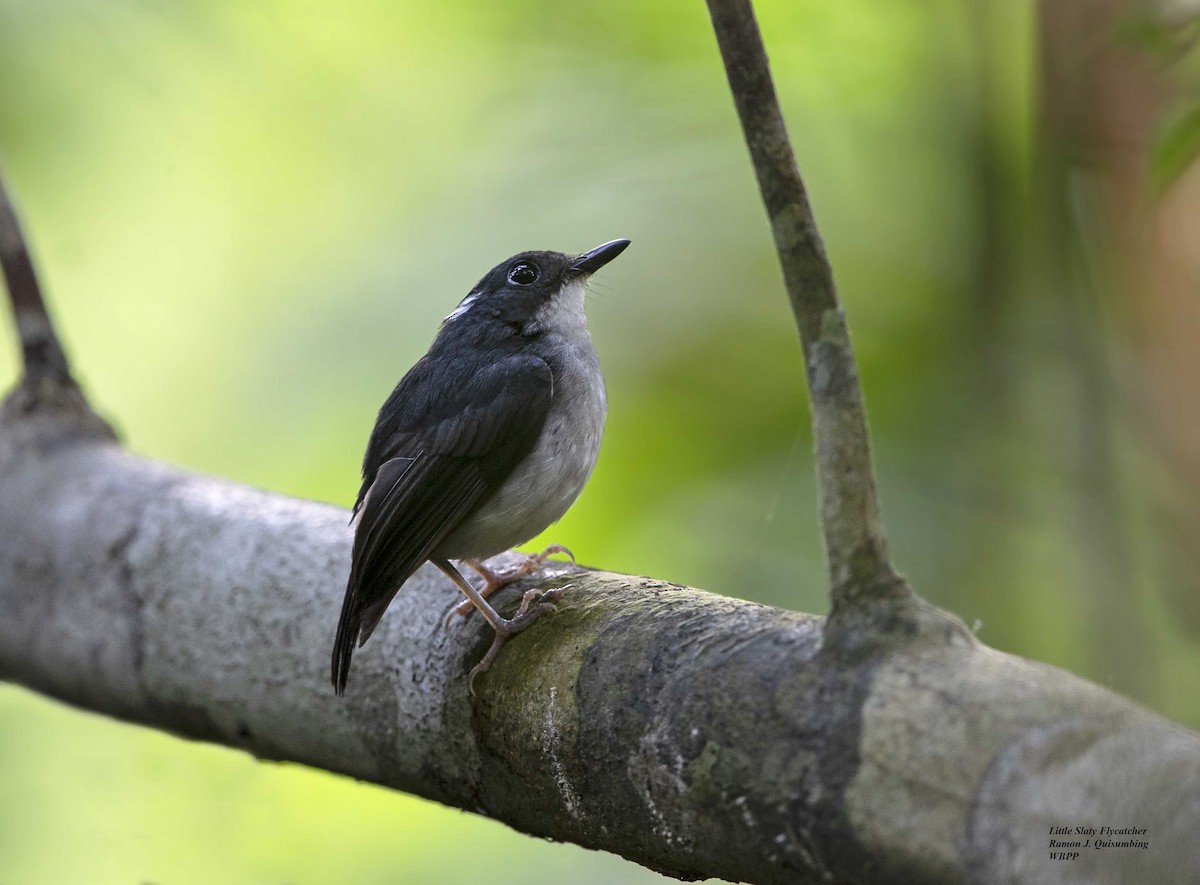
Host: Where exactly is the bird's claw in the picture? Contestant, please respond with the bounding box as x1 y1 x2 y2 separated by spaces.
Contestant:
515 584 569 617
465 584 573 696
444 547 575 628
468 634 506 696
533 544 575 566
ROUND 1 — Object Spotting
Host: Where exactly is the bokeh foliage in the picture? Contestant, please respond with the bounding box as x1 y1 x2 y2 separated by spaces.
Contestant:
1 0 1197 882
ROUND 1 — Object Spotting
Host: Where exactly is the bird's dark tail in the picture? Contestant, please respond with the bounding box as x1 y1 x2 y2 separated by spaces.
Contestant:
331 582 361 696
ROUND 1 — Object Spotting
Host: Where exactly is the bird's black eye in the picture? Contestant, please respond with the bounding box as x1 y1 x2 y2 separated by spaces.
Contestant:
507 262 540 286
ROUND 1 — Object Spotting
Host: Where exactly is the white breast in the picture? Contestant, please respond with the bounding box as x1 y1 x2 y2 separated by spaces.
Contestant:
436 279 607 559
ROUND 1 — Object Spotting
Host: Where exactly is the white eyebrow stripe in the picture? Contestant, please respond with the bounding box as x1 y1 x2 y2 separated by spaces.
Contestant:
444 293 479 322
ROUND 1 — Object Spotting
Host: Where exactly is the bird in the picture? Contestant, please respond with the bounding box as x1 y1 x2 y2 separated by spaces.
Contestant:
331 238 630 696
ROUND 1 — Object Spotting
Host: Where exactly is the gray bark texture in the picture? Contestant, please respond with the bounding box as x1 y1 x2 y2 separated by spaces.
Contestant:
1 393 1198 885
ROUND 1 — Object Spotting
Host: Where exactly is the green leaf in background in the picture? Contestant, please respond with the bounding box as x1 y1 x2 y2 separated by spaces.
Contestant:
1114 9 1200 64
1151 101 1200 196
1115 11 1179 59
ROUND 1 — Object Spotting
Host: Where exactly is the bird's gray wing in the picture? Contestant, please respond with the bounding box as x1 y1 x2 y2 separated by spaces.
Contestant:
332 353 553 694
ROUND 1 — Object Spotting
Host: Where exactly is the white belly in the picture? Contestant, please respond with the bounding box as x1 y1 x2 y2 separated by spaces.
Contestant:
435 338 606 559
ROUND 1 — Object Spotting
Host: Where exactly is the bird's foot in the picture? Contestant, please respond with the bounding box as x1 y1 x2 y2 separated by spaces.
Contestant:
466 585 571 695
529 544 576 567
444 545 576 628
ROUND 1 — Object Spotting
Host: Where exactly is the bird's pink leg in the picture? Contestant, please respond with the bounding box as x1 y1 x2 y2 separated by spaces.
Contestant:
443 545 575 627
432 557 569 694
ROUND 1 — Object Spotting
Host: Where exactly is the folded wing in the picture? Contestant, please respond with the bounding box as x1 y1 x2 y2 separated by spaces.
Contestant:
331 352 553 694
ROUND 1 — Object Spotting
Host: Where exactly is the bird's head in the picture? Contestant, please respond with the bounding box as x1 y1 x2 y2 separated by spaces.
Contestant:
444 239 630 337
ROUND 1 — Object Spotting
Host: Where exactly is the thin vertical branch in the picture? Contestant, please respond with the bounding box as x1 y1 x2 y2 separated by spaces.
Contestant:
0 167 110 439
0 168 72 384
705 0 906 612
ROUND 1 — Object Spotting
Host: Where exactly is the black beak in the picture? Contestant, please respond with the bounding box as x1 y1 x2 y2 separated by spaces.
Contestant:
570 239 631 276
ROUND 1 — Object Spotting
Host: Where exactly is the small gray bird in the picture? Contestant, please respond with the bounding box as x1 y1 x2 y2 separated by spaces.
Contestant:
332 239 630 696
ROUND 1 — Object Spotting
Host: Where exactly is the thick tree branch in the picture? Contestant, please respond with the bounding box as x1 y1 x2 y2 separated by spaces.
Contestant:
1 409 1197 884
705 0 901 613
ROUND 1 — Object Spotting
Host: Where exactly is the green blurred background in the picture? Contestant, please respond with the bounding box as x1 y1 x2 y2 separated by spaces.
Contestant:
2 0 1199 882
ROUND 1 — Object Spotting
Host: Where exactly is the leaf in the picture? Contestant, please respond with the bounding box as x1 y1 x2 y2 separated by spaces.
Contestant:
1115 12 1179 58
1151 101 1200 196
